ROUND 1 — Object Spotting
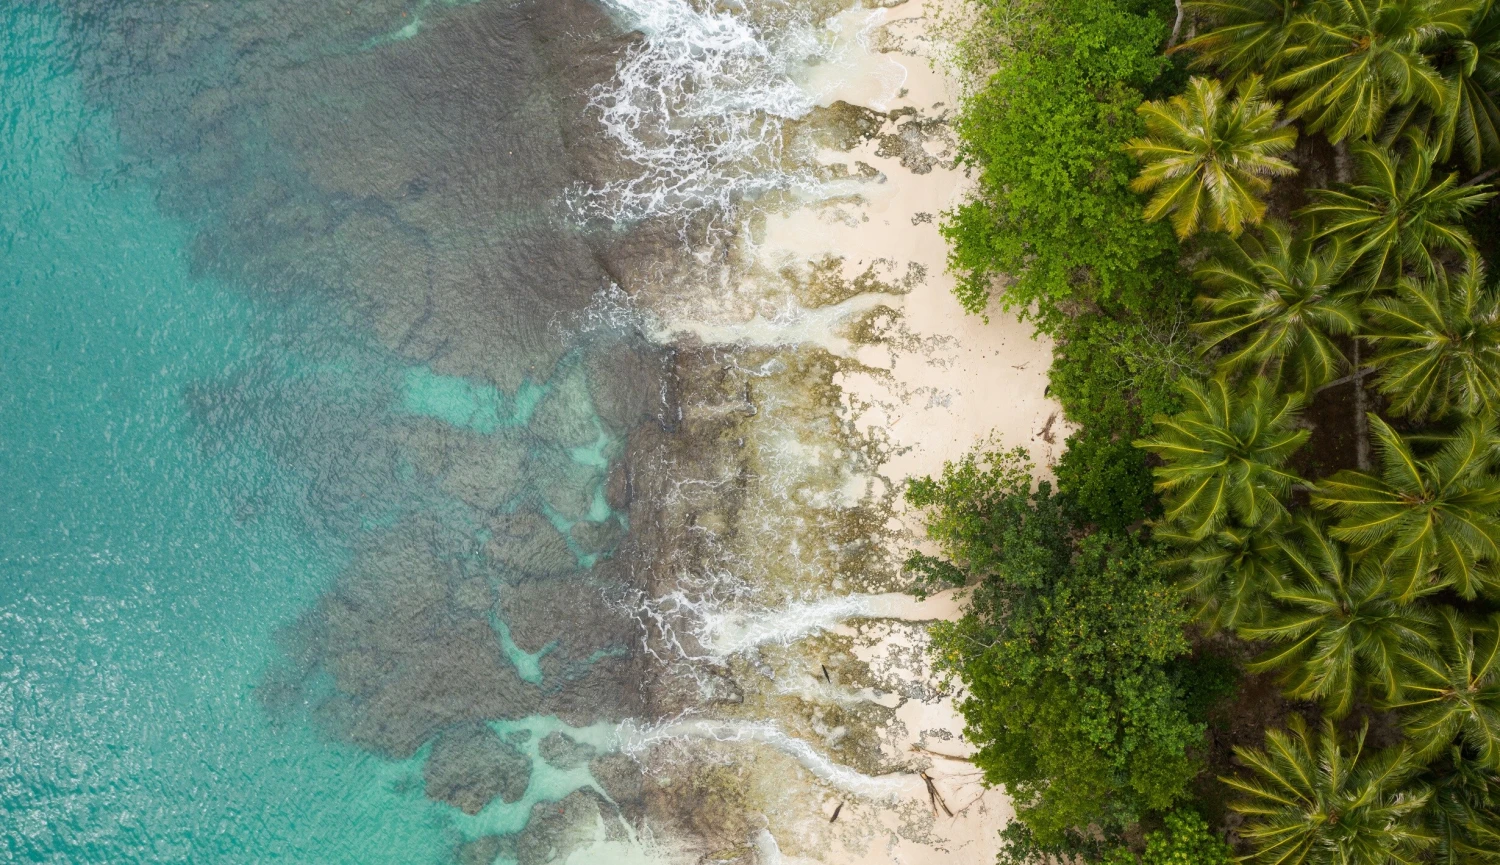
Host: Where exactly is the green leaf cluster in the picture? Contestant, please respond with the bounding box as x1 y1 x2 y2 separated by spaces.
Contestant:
1102 809 1234 865
941 0 1182 328
938 1 1500 861
908 447 1201 846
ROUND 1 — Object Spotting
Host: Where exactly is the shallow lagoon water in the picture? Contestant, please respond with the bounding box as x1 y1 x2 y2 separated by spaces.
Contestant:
1 2 660 862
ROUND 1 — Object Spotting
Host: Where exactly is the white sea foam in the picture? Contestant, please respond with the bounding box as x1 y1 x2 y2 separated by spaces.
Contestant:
751 828 824 865
575 0 828 226
651 291 902 356
617 717 912 801
632 588 949 664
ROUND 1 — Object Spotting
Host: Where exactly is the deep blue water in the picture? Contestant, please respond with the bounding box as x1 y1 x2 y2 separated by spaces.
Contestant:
1 2 656 862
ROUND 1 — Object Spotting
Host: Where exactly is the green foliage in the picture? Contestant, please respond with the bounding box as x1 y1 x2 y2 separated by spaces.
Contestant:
940 0 1500 859
1126 75 1298 238
1364 257 1500 420
1173 650 1244 722
1383 1 1500 172
1273 0 1468 144
1192 220 1360 393
1178 1 1304 81
1159 521 1288 631
1421 746 1500 862
1056 427 1158 532
1225 716 1436 865
1310 414 1500 600
1298 142 1495 287
1048 309 1198 438
1391 609 1500 767
1104 809 1234 865
907 446 1201 846
1136 375 1308 539
1241 517 1438 716
942 0 1181 327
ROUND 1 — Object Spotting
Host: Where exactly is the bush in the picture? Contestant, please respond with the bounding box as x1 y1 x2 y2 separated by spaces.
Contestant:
1048 309 1198 438
1055 427 1157 531
907 447 1201 846
942 0 1182 330
1104 810 1233 865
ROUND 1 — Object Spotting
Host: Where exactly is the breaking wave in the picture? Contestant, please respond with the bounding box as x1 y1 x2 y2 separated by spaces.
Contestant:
573 0 827 226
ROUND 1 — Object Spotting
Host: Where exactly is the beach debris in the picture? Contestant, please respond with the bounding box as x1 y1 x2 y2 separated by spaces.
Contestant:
821 664 832 685
920 771 953 818
910 743 973 763
830 802 843 823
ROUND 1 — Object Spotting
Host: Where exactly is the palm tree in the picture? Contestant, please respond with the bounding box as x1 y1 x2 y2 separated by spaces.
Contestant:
1420 746 1500 863
1298 142 1495 287
1390 608 1500 767
1311 414 1500 600
1126 75 1299 238
1193 221 1360 393
1384 1 1500 174
1136 375 1308 539
1225 715 1435 864
1272 0 1475 143
1159 521 1289 631
1178 0 1307 82
1241 518 1436 716
1364 258 1500 419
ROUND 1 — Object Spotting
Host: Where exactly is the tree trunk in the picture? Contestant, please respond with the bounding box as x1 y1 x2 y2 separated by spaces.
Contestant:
1168 0 1186 49
1352 339 1371 471
1315 366 1376 393
1334 139 1354 184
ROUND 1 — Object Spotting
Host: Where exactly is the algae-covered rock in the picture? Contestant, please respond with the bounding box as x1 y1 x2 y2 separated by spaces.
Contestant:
424 722 532 814
570 519 625 558
456 835 511 865
588 751 646 822
485 511 576 579
538 731 596 770
526 448 603 524
513 790 613 865
529 365 600 451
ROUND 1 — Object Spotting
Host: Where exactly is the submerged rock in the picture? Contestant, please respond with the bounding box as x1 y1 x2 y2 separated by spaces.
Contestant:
456 834 514 865
424 722 532 814
513 790 617 865
588 752 646 822
485 511 576 579
538 731 596 770
277 520 547 757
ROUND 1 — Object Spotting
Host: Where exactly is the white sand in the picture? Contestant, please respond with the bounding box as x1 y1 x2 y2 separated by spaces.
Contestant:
735 2 1065 862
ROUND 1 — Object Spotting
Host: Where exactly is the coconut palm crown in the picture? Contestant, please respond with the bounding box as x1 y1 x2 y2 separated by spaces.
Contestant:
1178 0 1308 82
1298 142 1495 287
1273 0 1477 143
1225 715 1435 864
1311 414 1500 599
1384 0 1500 172
1364 257 1500 419
1136 374 1308 539
1194 220 1360 393
1242 518 1437 715
1390 608 1500 768
1159 521 1289 632
1126 75 1299 238
1420 746 1500 862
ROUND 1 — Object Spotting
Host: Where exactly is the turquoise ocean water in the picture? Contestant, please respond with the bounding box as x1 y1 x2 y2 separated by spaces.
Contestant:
1 3 658 862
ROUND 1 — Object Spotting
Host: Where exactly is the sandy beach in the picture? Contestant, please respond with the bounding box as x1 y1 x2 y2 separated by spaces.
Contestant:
679 1 1062 861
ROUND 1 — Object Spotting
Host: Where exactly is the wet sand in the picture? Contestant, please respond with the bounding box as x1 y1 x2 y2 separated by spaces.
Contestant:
675 2 1061 861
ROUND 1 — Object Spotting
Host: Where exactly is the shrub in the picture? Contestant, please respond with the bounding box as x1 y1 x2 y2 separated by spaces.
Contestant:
1048 310 1197 439
1055 427 1157 532
908 447 1201 846
1103 810 1234 865
942 0 1182 330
